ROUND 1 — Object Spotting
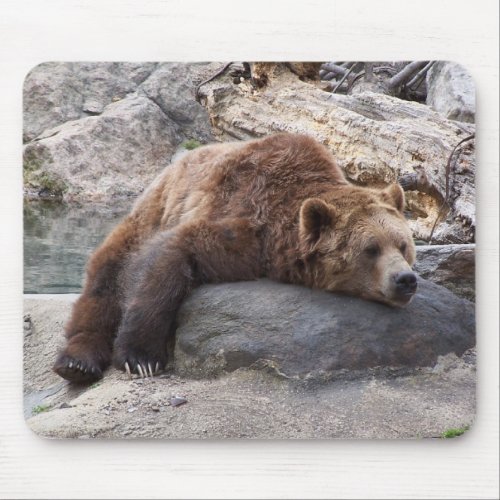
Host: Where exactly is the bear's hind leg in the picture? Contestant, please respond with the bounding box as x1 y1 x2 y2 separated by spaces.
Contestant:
53 218 139 383
113 218 261 377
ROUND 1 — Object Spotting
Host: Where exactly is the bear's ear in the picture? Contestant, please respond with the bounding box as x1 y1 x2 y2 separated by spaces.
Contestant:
299 198 336 251
380 183 405 213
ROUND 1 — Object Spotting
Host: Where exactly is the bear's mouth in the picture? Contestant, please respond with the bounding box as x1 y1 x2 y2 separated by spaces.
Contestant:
389 291 416 307
374 289 416 308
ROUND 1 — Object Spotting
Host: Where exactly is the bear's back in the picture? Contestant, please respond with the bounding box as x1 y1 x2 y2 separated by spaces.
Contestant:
131 134 346 235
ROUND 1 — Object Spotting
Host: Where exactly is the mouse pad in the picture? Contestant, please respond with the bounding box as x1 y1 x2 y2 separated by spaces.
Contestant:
23 61 476 439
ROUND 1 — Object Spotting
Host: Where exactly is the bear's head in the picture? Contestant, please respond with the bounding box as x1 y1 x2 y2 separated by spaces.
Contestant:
299 183 417 307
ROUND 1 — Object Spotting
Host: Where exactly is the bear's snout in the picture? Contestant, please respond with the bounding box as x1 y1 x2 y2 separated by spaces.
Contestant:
393 271 418 297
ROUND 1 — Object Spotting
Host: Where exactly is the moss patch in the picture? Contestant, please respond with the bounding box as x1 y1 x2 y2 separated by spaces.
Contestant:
181 139 202 150
441 425 470 438
25 170 68 197
32 404 51 416
23 148 45 173
23 148 67 198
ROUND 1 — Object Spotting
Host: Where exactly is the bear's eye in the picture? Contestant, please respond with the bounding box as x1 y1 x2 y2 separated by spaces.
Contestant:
365 244 380 258
399 242 407 254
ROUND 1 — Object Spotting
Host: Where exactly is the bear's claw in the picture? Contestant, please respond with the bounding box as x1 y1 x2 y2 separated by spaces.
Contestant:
121 360 163 379
113 345 166 379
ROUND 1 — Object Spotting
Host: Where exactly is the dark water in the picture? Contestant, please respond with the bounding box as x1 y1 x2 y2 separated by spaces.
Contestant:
23 200 132 294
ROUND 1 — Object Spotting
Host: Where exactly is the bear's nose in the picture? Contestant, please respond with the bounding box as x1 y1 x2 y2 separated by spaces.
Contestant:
394 271 418 294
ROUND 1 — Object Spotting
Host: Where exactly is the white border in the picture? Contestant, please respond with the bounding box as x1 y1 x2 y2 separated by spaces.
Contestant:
1 1 498 498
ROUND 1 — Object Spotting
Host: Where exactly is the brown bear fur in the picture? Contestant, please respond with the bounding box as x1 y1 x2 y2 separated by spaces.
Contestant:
53 133 417 383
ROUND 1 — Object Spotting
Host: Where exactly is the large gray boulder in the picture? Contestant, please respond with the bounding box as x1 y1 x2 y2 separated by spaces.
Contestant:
174 278 475 379
23 62 159 143
426 61 475 123
23 94 181 201
23 62 219 201
23 61 217 145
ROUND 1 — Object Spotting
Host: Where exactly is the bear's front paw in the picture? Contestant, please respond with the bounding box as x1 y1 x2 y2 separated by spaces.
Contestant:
53 353 103 384
53 332 112 383
112 345 167 379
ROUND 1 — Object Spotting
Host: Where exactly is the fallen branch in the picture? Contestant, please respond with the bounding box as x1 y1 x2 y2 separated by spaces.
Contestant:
195 62 234 102
332 64 356 94
388 61 429 90
428 134 475 243
321 63 348 77
406 61 435 89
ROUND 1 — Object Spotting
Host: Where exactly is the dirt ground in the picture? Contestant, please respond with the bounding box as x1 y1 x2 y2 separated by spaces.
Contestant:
24 296 476 439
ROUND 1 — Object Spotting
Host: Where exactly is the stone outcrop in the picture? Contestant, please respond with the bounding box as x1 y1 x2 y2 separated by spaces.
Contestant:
23 62 159 143
23 62 218 201
426 62 475 123
139 62 220 143
23 94 181 201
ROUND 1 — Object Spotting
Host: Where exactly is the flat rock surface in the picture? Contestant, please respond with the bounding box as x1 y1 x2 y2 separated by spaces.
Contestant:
24 283 475 439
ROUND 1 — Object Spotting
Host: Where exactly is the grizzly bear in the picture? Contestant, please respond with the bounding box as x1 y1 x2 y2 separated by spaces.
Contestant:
53 133 417 383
